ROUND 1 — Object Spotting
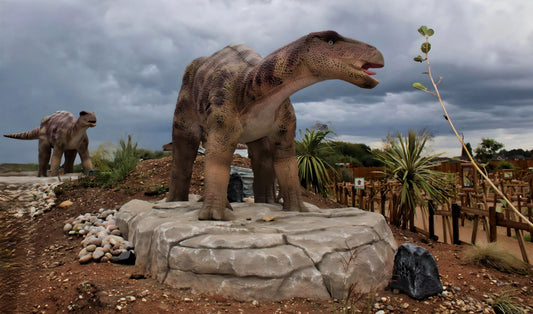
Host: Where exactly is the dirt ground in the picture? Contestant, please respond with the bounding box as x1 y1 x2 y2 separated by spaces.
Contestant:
1 155 532 313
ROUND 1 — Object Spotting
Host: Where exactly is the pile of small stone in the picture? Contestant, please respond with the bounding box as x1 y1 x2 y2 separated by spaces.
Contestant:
371 280 531 313
63 208 135 264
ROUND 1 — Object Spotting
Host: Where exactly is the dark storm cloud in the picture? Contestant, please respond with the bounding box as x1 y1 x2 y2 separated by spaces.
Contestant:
1 0 532 163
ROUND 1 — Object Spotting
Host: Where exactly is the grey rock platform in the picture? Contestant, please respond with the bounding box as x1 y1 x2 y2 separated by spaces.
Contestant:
115 198 397 301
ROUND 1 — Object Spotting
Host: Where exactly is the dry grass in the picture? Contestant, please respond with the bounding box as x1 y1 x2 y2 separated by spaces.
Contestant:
464 243 531 275
492 290 525 314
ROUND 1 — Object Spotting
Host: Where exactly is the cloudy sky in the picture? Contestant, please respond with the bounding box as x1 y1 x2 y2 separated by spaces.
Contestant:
1 0 532 164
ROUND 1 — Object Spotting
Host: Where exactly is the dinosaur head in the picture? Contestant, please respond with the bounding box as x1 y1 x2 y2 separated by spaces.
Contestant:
79 110 97 128
302 31 384 89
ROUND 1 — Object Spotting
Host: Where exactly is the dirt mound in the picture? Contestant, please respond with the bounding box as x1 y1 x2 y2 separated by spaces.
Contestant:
1 156 531 313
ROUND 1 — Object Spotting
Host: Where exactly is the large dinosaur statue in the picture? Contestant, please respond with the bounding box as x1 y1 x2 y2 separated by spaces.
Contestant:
168 30 384 220
4 110 97 177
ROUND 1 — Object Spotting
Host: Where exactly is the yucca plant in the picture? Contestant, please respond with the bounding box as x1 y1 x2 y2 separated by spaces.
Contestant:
375 130 451 230
295 128 335 197
109 135 139 183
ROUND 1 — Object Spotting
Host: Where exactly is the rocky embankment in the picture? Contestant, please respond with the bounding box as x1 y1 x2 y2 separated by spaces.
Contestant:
0 176 66 217
0 175 135 264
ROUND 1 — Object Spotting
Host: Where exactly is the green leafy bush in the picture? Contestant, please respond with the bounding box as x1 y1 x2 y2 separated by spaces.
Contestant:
296 128 335 197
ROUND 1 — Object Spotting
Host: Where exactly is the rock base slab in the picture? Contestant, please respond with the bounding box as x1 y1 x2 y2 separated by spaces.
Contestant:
116 199 397 301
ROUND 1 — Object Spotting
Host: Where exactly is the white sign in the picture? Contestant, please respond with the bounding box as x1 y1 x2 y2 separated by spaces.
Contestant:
354 177 364 190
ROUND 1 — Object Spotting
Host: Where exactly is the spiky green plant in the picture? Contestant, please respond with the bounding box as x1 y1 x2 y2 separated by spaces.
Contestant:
109 135 139 183
295 128 335 197
374 130 451 229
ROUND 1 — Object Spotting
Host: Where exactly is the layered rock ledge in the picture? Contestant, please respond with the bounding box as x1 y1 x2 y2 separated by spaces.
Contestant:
116 198 397 301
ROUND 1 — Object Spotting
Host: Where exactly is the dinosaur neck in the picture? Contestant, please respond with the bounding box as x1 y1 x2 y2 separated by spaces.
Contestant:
242 41 323 109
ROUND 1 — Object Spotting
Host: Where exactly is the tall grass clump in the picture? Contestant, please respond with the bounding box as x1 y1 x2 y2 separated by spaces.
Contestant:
492 290 525 314
464 243 531 275
80 135 139 187
108 135 139 183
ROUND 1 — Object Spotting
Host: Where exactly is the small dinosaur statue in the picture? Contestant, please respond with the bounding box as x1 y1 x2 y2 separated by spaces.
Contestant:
168 30 384 220
4 110 97 177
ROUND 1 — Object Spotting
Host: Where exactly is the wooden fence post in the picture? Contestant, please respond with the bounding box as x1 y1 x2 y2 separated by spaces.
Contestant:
489 206 497 242
452 203 461 245
380 189 386 217
358 188 364 209
428 200 437 240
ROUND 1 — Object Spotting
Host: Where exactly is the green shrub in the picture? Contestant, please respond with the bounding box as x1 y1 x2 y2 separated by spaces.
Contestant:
495 161 517 170
80 135 139 187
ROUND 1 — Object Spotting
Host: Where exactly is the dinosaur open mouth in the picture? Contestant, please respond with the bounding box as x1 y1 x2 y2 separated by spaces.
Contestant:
88 120 97 126
362 62 383 76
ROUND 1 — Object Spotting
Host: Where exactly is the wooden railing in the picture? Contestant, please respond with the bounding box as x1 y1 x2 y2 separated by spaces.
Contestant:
334 175 533 264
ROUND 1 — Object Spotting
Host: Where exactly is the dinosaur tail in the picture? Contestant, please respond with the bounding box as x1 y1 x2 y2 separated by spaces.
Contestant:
4 127 40 140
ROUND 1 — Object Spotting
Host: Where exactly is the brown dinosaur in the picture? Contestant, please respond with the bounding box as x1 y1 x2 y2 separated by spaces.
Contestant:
4 110 97 177
168 30 384 220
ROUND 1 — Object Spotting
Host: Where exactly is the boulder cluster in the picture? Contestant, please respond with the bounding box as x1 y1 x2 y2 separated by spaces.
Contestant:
63 208 135 264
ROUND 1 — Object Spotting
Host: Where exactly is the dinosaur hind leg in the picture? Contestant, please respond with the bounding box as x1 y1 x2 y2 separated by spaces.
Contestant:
63 150 77 173
247 137 276 204
38 141 51 177
167 128 201 202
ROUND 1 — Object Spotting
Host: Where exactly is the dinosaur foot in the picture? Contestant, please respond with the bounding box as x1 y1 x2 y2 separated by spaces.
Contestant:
282 202 309 212
198 206 235 221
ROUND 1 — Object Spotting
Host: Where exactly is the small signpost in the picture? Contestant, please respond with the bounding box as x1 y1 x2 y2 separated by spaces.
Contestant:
354 177 365 190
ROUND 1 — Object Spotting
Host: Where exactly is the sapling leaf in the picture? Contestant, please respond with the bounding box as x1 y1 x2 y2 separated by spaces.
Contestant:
418 26 428 36
427 28 435 36
412 82 427 91
413 55 424 62
421 42 431 53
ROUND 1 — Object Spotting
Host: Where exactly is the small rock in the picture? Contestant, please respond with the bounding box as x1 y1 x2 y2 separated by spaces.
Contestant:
63 223 73 233
59 200 73 208
92 247 105 260
262 216 276 222
79 254 93 264
86 244 97 252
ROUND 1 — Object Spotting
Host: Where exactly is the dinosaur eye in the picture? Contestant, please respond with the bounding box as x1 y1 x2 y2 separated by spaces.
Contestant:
328 40 334 45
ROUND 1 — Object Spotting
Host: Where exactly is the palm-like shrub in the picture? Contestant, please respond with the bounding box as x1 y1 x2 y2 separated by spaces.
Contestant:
295 128 335 197
375 130 451 230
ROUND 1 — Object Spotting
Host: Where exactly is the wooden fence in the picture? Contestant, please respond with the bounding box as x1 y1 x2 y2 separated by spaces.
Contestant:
347 159 533 180
334 175 533 264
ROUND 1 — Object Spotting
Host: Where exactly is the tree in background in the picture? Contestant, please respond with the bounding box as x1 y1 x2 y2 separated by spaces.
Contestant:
295 128 335 196
322 141 381 167
474 138 504 163
374 130 451 230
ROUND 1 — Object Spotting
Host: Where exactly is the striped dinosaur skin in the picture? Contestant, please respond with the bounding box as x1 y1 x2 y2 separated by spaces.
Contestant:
4 110 97 177
168 30 384 220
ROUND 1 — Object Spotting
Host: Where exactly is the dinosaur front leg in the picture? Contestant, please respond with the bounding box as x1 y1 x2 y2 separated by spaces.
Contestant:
50 149 64 176
77 140 94 174
247 138 276 204
199 136 236 221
